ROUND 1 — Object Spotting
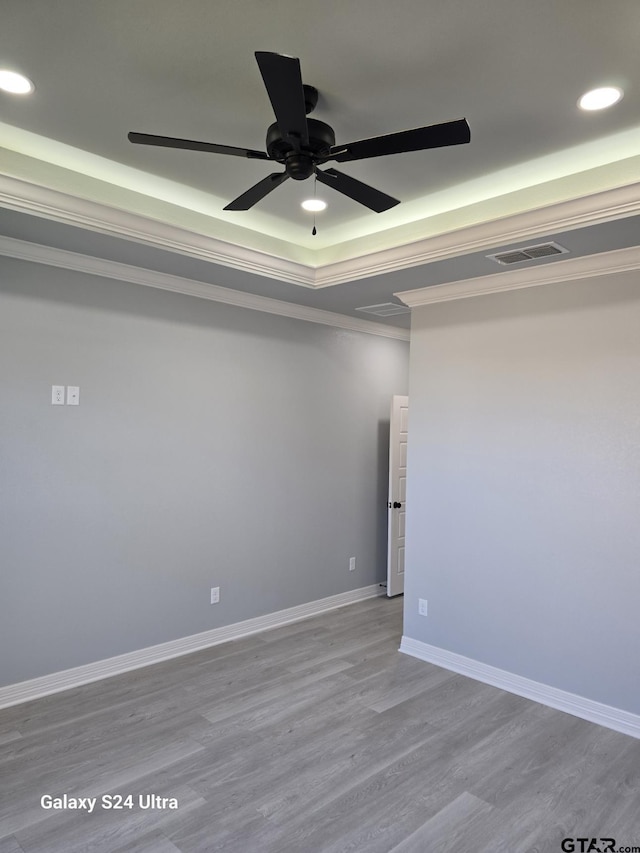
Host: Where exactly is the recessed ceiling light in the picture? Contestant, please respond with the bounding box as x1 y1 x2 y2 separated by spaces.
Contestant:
578 86 623 111
301 198 327 212
0 69 35 94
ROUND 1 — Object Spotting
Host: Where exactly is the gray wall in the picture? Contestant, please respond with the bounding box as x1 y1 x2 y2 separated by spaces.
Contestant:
403 270 640 715
0 256 409 686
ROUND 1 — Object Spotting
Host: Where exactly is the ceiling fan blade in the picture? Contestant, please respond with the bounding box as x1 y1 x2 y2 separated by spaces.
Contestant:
330 118 470 163
223 172 290 211
128 132 270 160
315 168 400 213
255 52 309 148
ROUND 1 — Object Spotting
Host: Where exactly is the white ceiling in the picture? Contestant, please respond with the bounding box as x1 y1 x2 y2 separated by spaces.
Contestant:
1 0 639 327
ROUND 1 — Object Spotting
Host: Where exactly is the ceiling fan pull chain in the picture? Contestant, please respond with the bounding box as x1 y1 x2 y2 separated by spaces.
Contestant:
312 174 318 236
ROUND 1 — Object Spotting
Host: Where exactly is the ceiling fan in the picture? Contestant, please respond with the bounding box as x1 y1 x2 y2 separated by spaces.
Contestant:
128 51 471 214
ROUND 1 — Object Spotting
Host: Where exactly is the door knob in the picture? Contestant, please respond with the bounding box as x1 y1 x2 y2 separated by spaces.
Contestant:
393 501 402 509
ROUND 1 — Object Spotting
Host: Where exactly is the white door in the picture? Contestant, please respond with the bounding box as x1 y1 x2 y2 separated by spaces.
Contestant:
387 395 408 597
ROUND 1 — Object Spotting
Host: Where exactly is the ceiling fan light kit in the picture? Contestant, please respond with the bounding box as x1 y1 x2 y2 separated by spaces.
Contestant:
128 51 470 215
301 198 326 212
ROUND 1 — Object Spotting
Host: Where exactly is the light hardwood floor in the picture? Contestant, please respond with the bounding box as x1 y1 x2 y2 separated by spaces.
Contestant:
1 596 639 853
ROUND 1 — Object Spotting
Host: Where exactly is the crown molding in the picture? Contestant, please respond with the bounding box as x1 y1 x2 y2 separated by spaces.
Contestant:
0 174 315 287
1 173 639 291
397 244 640 308
314 180 640 286
0 235 410 341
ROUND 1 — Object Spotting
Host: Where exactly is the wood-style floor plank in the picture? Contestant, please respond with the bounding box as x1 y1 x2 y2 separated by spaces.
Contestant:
0 836 25 853
1 596 638 853
388 792 494 853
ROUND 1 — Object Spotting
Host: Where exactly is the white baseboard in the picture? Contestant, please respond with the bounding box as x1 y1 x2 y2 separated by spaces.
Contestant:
0 584 383 710
400 636 640 740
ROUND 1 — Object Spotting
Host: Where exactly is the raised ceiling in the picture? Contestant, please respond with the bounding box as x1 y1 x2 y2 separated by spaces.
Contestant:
1 0 639 328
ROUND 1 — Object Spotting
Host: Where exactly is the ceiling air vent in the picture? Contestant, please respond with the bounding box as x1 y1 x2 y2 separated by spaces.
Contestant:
487 242 569 266
355 302 410 317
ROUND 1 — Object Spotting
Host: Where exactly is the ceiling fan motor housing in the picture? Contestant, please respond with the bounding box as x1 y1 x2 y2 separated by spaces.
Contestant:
266 118 336 180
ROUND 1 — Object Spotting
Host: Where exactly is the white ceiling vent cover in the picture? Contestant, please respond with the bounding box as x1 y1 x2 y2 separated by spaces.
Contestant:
355 302 410 317
487 242 569 266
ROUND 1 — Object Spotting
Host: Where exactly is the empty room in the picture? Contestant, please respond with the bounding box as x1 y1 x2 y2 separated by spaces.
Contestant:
1 2 639 851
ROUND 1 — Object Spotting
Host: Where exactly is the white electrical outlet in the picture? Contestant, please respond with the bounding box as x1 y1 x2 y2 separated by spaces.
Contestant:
349 557 356 572
210 587 220 605
51 385 65 405
67 386 80 406
418 598 428 617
